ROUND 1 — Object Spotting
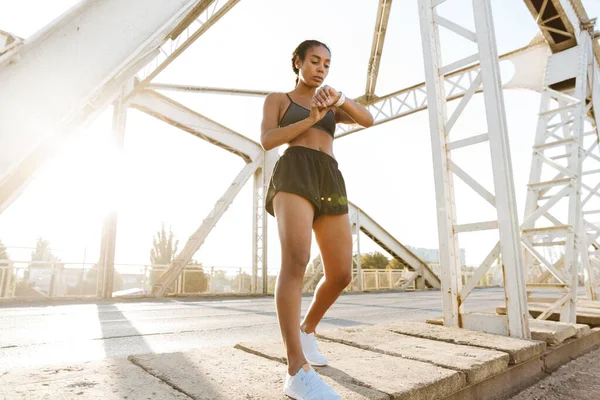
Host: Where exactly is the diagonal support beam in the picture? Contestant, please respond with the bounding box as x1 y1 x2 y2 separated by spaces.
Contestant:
349 202 441 288
0 0 227 215
363 0 393 102
335 41 549 139
153 159 260 297
129 90 262 163
135 0 241 85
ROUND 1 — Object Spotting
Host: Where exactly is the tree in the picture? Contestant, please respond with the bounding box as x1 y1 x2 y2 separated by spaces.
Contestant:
150 223 179 265
149 223 179 293
360 251 389 269
26 238 61 295
148 224 208 295
386 258 405 270
233 271 252 293
30 238 60 270
0 240 12 297
67 265 124 296
183 265 208 293
0 239 9 265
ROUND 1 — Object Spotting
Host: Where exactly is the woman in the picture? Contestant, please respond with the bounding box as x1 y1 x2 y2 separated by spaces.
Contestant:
261 39 374 399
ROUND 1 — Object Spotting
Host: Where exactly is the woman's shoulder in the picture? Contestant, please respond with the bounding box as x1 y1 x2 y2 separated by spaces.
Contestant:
265 92 289 101
264 92 291 109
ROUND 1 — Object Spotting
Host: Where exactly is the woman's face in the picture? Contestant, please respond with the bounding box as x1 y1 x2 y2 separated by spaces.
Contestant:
297 45 331 87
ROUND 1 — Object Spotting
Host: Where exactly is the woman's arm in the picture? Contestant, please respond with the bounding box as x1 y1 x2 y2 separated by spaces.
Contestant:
260 93 331 151
335 98 373 127
313 86 374 128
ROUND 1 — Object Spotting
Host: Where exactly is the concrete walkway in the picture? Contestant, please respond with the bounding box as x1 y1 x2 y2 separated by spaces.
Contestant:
5 319 597 400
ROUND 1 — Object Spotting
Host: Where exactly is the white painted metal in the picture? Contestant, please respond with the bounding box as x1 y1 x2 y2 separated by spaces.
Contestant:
251 150 277 294
135 0 241 86
97 80 133 298
0 29 22 63
353 208 363 291
251 167 264 294
335 41 549 139
0 0 208 214
473 0 530 338
419 0 530 338
363 0 393 102
129 90 263 163
419 0 462 327
522 29 596 320
349 202 441 288
147 83 270 97
153 159 260 297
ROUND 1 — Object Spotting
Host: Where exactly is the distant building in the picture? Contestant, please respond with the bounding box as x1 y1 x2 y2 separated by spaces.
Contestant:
407 246 466 266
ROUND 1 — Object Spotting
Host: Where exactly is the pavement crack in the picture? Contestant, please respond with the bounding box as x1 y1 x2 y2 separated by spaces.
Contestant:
128 357 196 399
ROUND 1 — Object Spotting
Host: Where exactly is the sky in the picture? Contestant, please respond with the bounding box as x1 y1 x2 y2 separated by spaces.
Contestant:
0 0 599 277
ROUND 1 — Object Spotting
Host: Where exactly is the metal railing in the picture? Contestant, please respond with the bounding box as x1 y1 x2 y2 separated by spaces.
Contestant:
0 259 503 300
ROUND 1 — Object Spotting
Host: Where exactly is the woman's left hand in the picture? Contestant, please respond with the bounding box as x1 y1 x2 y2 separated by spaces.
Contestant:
313 85 341 109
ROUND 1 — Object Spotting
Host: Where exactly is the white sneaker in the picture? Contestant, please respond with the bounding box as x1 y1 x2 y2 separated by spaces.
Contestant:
284 366 341 400
300 329 328 366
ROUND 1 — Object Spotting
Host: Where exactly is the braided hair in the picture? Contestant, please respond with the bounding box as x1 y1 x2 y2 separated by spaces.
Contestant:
291 40 331 85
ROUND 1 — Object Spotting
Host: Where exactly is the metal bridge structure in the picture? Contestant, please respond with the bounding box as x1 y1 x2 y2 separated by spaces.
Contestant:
1 0 600 339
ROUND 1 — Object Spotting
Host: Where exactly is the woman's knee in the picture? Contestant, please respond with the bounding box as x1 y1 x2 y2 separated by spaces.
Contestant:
281 251 311 277
328 270 353 289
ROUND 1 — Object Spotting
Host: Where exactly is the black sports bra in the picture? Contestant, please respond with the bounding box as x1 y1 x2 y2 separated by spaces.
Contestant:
278 93 336 137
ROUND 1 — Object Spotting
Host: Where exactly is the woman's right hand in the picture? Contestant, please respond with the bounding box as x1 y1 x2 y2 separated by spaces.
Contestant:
309 103 332 124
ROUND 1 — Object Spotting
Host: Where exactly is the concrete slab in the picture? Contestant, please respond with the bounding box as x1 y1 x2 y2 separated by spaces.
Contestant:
576 300 600 309
0 359 189 400
237 339 466 400
382 321 546 365
427 317 589 341
131 346 388 400
497 305 600 327
528 319 578 346
571 323 591 338
317 325 509 384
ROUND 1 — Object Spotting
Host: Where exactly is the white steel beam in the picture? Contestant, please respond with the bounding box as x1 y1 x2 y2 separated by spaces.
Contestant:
97 80 133 298
135 0 240 86
522 33 594 320
419 0 462 327
0 29 22 63
349 202 441 289
363 0 394 102
147 83 270 97
351 207 363 291
335 41 549 139
419 0 530 338
129 90 263 163
251 150 277 294
0 0 210 214
153 159 260 297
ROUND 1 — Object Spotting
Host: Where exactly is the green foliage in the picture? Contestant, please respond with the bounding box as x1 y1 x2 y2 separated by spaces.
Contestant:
148 224 208 294
0 239 10 297
183 267 208 293
150 223 179 265
67 266 124 296
0 239 9 265
386 258 404 270
360 251 389 269
30 238 60 270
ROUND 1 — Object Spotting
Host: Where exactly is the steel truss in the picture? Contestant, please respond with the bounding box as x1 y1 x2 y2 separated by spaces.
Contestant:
1 0 599 338
418 0 530 337
522 0 600 320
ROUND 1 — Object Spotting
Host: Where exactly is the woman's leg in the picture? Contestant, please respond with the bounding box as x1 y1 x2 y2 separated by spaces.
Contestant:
273 192 315 375
300 213 353 334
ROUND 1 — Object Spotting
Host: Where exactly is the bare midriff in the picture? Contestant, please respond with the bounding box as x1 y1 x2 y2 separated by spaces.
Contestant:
287 127 335 158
